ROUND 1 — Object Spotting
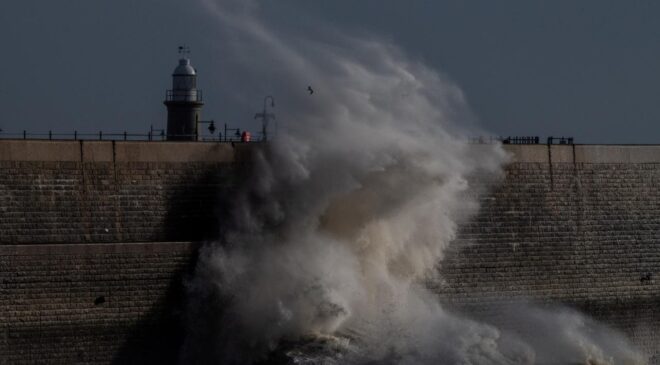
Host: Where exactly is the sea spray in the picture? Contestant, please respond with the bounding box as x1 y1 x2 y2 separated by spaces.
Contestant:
180 1 646 364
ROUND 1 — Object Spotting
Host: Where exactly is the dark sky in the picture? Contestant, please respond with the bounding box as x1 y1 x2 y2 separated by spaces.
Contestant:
1 1 659 143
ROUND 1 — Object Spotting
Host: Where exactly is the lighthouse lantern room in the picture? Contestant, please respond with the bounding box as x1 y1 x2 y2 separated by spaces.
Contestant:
164 47 204 140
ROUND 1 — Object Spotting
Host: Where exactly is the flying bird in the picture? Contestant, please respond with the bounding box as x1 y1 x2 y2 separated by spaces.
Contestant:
307 86 314 95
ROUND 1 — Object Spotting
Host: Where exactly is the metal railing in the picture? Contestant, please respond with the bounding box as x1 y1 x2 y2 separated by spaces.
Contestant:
468 136 575 145
0 129 263 142
0 130 167 141
165 89 203 102
502 136 540 144
546 136 574 145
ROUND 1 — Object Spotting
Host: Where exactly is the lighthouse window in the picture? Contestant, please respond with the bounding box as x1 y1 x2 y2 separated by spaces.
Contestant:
174 75 196 90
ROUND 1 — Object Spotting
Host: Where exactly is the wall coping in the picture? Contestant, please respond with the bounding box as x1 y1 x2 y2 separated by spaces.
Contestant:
504 144 660 163
2 140 660 164
0 140 241 162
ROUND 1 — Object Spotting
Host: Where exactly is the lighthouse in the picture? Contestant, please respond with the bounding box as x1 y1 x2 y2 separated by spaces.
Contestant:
164 55 203 140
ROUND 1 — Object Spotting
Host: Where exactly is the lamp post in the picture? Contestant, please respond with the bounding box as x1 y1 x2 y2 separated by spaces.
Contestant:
196 120 216 140
254 95 275 141
223 123 241 142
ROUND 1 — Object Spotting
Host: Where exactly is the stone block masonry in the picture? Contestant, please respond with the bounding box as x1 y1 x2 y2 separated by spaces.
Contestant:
0 140 249 244
0 140 253 364
437 144 660 363
0 242 199 364
0 160 234 244
2 140 660 363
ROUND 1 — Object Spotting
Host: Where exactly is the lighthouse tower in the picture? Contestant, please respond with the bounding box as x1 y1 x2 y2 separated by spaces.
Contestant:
164 55 203 140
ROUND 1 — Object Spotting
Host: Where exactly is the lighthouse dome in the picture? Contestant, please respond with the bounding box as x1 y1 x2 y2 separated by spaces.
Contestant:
173 58 196 76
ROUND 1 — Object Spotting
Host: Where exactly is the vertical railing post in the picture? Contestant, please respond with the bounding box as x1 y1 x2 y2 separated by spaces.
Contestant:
124 131 127 141
49 131 52 140
99 131 103 140
23 130 26 139
74 131 77 140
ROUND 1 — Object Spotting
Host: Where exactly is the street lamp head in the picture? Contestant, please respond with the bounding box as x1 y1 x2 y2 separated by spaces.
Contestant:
265 95 275 108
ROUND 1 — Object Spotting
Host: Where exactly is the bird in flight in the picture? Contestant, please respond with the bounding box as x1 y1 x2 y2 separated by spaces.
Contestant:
307 86 314 95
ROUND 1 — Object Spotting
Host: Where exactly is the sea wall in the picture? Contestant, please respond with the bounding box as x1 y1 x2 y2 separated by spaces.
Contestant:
1 140 660 363
438 144 660 362
0 140 249 243
1 242 198 364
0 140 252 364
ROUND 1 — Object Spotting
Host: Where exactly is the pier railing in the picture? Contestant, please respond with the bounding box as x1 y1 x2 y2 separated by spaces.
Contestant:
0 130 263 142
468 136 575 145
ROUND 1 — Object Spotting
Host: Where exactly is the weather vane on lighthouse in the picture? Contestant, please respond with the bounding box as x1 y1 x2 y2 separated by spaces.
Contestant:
178 45 190 56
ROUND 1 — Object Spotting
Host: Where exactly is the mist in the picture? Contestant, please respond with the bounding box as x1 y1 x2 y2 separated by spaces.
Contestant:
180 1 645 364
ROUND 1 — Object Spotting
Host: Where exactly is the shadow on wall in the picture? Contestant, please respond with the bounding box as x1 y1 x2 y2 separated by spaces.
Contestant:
160 145 255 242
110 171 234 363
111 153 255 364
111 256 198 365
162 167 235 242
171 147 262 365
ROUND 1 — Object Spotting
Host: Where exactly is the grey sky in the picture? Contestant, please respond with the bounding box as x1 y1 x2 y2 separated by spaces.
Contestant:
1 1 659 143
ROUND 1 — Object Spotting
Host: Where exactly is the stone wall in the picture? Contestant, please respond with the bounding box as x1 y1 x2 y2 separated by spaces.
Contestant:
2 141 660 363
0 140 251 364
437 144 660 362
0 242 198 364
0 140 249 244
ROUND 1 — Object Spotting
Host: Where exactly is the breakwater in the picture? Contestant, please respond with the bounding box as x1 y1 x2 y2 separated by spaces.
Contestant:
438 144 660 362
1 141 659 363
0 140 248 363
